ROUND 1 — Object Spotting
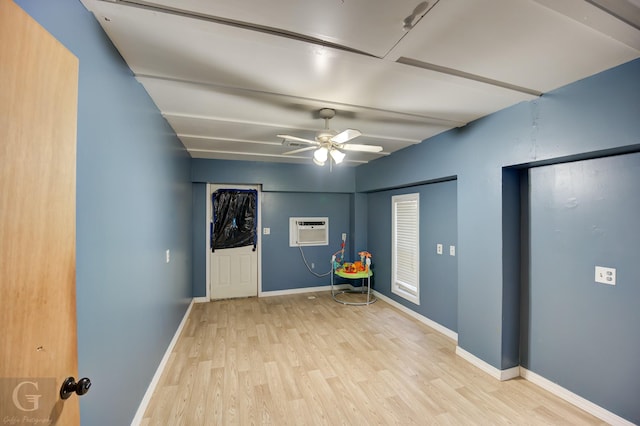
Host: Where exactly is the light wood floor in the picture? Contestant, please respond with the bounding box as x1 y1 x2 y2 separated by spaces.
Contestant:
141 292 605 425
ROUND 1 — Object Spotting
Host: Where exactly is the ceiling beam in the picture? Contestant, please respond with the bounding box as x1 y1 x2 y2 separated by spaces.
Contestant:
142 74 468 128
396 57 543 97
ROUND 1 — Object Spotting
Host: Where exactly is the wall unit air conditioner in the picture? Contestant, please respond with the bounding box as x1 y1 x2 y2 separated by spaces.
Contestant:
289 217 329 247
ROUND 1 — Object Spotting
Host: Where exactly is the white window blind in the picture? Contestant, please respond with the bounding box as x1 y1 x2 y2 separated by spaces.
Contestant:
392 193 420 304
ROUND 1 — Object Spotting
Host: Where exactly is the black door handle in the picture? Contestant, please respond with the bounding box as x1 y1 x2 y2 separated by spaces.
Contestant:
60 376 91 400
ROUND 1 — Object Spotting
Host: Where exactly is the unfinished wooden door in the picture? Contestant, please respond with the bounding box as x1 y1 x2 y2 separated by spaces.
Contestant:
0 1 81 424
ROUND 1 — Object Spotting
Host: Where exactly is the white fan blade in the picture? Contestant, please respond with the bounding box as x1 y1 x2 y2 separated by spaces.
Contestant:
330 129 361 144
341 143 383 153
283 146 316 155
277 134 318 145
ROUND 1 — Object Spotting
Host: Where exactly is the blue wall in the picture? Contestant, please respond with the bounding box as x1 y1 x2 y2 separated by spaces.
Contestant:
523 154 640 423
18 2 193 425
192 158 355 192
501 168 522 369
367 180 458 332
357 58 640 422
192 183 208 297
262 192 352 291
191 160 358 296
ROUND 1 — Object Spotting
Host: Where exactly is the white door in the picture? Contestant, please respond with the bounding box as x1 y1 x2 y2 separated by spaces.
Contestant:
209 184 259 299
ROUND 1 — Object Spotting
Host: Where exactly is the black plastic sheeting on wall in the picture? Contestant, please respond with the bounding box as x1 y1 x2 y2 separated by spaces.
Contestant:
210 189 257 252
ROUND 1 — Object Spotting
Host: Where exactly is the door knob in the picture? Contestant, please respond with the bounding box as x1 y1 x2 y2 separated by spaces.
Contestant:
60 376 91 400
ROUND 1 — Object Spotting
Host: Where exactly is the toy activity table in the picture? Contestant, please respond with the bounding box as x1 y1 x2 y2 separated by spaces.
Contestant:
331 267 376 305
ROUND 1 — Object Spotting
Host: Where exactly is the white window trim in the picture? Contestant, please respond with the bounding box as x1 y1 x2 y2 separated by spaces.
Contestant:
391 193 420 305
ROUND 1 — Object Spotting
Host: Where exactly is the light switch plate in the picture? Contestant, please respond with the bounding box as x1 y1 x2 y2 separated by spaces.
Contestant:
595 266 616 285
263 227 270 235
436 244 443 255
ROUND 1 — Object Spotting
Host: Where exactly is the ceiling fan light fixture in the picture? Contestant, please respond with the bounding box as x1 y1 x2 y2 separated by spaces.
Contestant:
313 147 328 166
329 148 345 164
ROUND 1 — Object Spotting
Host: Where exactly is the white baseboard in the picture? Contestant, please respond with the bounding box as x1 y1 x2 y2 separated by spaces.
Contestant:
193 296 208 303
455 346 519 381
259 284 349 297
130 299 195 426
520 367 635 426
372 290 458 342
453 354 633 424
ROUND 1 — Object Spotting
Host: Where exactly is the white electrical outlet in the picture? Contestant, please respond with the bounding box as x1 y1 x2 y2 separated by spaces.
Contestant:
436 244 443 255
450 245 456 256
595 266 616 285
342 233 347 241
263 227 270 235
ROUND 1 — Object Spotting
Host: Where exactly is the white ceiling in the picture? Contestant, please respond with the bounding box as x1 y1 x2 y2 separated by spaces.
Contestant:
80 0 640 166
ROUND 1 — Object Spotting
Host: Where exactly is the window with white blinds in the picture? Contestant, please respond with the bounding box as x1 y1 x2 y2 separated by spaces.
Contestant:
392 193 420 305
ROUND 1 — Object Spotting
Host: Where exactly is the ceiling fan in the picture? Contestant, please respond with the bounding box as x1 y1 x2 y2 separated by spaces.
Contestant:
278 108 383 166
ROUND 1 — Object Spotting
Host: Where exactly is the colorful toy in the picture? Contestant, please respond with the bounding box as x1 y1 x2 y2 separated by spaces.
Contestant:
331 246 376 305
358 251 372 271
330 234 373 275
